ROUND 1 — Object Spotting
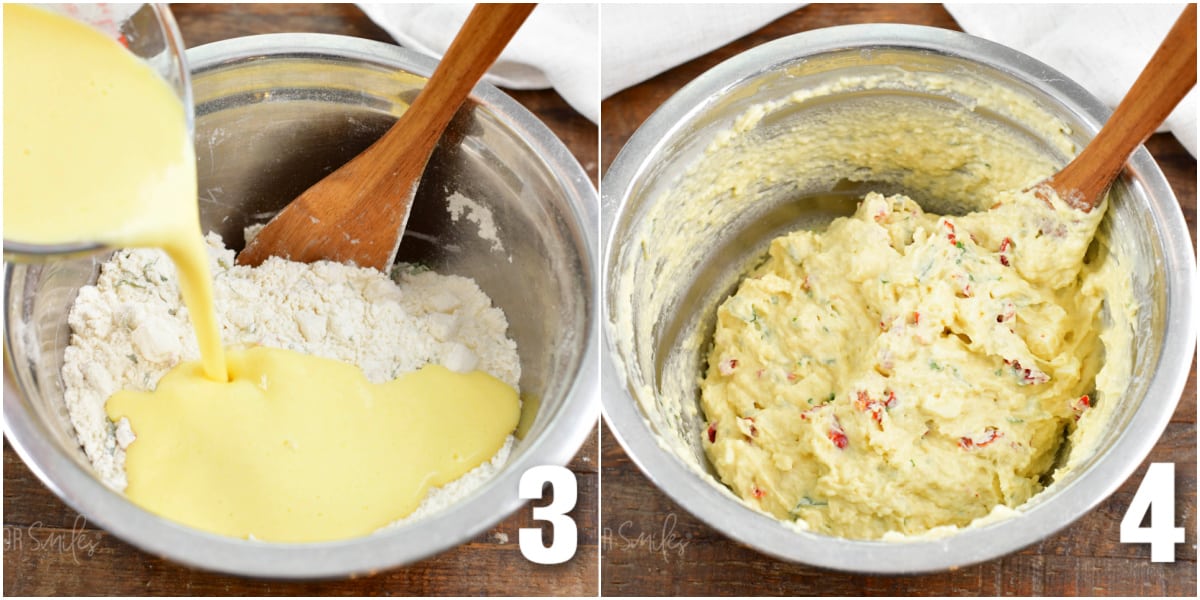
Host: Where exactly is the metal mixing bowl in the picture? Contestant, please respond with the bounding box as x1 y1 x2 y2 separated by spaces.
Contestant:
4 33 598 578
602 25 1194 573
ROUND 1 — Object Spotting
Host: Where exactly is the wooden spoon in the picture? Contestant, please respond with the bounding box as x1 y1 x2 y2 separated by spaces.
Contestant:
1033 3 1195 212
238 4 536 269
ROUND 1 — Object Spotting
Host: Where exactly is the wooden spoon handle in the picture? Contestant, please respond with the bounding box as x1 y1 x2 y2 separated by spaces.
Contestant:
1048 4 1196 210
374 3 535 164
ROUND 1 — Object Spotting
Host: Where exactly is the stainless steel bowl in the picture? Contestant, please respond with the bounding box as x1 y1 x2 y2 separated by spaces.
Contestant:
4 33 598 578
602 24 1194 573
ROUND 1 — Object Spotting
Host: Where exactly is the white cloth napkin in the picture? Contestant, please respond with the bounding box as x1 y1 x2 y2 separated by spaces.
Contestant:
357 3 1196 156
599 4 804 99
947 3 1196 156
357 3 600 123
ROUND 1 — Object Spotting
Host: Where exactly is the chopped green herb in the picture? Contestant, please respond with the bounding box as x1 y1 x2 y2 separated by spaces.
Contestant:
794 496 828 508
826 392 836 403
1006 416 1024 424
126 354 138 364
929 360 942 371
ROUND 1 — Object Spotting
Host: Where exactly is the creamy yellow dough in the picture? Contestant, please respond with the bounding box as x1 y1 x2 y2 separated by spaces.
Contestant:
700 188 1113 539
611 69 1136 541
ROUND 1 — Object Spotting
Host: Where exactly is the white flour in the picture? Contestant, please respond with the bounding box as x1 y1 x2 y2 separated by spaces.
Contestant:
61 233 520 525
446 191 505 253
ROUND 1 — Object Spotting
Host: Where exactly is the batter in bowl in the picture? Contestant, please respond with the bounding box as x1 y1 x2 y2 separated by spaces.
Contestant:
610 69 1136 541
700 187 1118 539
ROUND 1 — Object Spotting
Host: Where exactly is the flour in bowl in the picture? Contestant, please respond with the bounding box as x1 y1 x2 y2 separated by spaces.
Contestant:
61 233 520 522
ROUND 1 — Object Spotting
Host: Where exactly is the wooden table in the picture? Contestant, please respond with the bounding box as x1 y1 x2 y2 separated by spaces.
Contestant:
600 4 1197 596
3 4 599 596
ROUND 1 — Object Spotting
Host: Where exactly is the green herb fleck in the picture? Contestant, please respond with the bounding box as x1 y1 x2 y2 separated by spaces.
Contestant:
826 392 836 403
929 360 942 371
126 354 138 364
1006 416 1025 424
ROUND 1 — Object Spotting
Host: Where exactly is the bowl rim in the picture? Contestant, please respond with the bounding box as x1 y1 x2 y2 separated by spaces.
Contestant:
601 22 1195 574
4 32 600 579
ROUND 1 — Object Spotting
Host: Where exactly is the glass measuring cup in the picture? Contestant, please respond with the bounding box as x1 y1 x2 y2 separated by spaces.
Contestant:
2 3 194 262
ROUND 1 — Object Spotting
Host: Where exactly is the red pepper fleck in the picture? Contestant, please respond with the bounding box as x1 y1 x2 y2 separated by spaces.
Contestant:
707 421 718 443
116 33 129 48
959 426 1003 450
912 311 920 324
828 418 848 449
943 220 957 245
752 486 766 499
884 390 897 409
996 302 1016 324
742 416 758 439
1004 358 1048 385
1071 394 1091 420
801 275 811 291
998 237 1013 266
718 358 739 376
756 369 765 378
787 372 799 382
854 390 886 427
853 390 872 411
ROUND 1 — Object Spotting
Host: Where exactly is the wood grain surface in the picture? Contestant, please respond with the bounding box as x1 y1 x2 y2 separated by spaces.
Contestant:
599 3 1197 597
3 3 599 596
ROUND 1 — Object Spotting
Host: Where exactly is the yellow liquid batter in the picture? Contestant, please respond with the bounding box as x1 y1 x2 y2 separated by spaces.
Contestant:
107 347 519 542
5 4 521 541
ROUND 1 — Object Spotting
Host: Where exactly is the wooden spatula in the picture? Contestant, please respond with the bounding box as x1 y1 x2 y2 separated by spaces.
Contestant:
237 3 536 269
1034 3 1195 212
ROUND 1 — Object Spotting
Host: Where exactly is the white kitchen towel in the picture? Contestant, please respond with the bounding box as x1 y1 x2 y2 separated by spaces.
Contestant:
948 3 1196 156
599 4 803 99
358 3 600 123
